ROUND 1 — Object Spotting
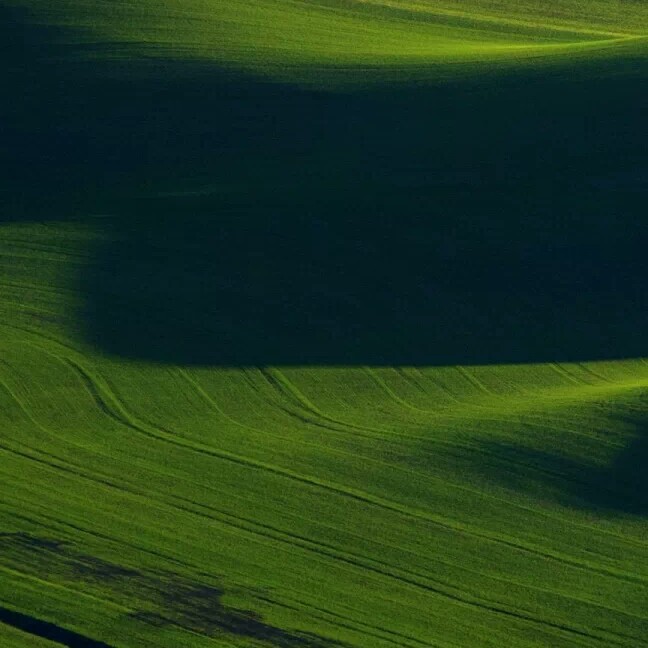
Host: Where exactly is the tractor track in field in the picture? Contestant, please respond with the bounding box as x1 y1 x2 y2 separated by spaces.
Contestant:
5 349 646 643
27 350 648 586
14 350 644 588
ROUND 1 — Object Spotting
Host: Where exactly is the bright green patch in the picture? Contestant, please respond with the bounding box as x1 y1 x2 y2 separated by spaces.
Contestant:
8 0 648 84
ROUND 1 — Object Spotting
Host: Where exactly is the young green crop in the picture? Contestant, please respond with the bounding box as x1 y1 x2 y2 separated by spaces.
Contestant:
8 0 648 85
2 2 648 647
1 222 648 647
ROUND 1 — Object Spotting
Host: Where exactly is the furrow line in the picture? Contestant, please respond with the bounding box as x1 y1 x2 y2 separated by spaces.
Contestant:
168 494 629 646
179 370 648 550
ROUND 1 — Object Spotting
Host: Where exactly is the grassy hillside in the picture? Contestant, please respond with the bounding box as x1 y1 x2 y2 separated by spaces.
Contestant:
2 1 648 647
6 0 648 83
1 222 648 647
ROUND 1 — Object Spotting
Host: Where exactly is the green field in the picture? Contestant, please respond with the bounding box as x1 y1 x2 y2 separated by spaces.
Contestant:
6 0 648 82
2 1 648 646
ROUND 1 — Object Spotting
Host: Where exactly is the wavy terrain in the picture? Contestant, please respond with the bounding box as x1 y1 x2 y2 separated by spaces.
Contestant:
6 0 648 83
2 1 648 647
1 222 648 646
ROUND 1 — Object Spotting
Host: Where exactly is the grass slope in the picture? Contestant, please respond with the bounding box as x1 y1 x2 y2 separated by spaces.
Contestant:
1 223 648 647
0 621 60 648
2 1 648 647
6 0 648 83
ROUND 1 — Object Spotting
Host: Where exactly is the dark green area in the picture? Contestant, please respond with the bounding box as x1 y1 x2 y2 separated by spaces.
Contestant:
0 533 336 647
2 7 648 646
472 406 648 515
0 604 113 648
4 5 647 365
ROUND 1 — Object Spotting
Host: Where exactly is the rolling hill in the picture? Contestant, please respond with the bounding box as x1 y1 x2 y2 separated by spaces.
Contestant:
1 1 648 646
6 0 648 82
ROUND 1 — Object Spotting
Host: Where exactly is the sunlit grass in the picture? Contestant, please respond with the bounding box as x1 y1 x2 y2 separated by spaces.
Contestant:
10 0 648 84
2 2 648 646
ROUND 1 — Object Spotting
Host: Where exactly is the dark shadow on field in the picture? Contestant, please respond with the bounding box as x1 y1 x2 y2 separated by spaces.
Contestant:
0 606 114 648
0 532 339 646
3 6 648 365
469 416 648 515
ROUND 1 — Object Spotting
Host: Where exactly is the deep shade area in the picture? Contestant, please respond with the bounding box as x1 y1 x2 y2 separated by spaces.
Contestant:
0 605 113 648
0 533 338 647
474 416 648 516
4 7 648 365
